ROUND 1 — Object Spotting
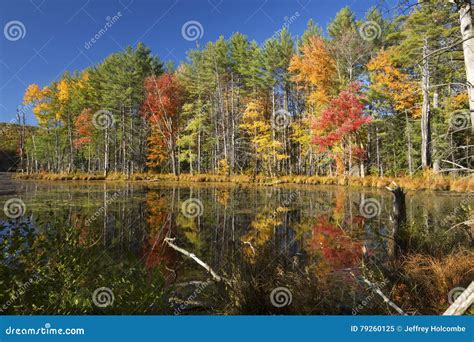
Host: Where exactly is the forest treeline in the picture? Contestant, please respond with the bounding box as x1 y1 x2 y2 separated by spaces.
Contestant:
9 1 474 178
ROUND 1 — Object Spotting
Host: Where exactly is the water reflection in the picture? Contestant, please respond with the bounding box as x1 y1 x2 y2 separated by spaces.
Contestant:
0 176 471 314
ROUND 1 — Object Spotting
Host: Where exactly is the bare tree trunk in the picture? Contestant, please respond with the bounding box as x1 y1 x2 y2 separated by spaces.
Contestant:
376 126 381 176
32 134 38 173
104 127 109 177
197 130 201 174
443 281 474 315
67 116 74 173
16 108 25 173
405 112 413 176
455 0 474 133
122 104 126 174
421 39 432 169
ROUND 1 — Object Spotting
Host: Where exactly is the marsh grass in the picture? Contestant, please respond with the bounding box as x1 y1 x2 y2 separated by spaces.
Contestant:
14 172 474 192
389 250 474 314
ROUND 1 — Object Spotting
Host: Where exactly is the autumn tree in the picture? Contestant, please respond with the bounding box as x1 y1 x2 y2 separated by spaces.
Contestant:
240 101 288 177
142 73 184 174
312 82 372 175
289 36 337 111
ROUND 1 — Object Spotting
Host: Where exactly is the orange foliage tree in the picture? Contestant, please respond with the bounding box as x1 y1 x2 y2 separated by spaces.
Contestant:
289 36 338 111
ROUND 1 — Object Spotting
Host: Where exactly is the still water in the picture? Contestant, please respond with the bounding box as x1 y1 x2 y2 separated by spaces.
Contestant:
0 173 471 315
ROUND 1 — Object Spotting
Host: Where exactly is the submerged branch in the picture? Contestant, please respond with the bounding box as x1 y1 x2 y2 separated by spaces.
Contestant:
352 271 405 315
361 277 406 315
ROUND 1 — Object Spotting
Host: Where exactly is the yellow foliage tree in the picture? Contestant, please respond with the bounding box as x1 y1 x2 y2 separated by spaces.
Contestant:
23 84 53 126
240 101 288 176
367 48 420 117
56 78 70 121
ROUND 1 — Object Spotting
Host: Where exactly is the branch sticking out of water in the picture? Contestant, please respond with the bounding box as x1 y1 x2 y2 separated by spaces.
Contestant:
352 272 406 315
445 220 474 234
360 277 406 315
164 237 227 283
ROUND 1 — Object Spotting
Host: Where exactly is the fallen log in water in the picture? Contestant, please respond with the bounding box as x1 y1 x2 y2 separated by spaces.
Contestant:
443 282 474 316
164 237 228 283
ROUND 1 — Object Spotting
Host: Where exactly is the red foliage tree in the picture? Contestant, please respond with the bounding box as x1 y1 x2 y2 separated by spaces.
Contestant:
142 73 184 173
73 108 93 149
312 82 371 151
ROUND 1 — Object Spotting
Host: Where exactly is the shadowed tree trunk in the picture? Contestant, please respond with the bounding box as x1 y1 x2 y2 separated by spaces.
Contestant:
387 183 407 257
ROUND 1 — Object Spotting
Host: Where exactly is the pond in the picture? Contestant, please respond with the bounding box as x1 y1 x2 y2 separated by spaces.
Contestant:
0 173 472 315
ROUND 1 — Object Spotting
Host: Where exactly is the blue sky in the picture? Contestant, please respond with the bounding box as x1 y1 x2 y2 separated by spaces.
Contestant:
0 0 385 125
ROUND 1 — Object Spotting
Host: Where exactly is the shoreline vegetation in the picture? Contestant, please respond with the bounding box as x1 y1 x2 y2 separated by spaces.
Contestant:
13 172 474 193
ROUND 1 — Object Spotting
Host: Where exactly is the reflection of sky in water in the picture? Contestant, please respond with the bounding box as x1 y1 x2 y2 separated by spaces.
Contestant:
0 217 38 266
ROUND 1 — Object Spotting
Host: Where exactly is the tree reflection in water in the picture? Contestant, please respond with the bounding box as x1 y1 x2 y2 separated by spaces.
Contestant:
0 180 471 314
